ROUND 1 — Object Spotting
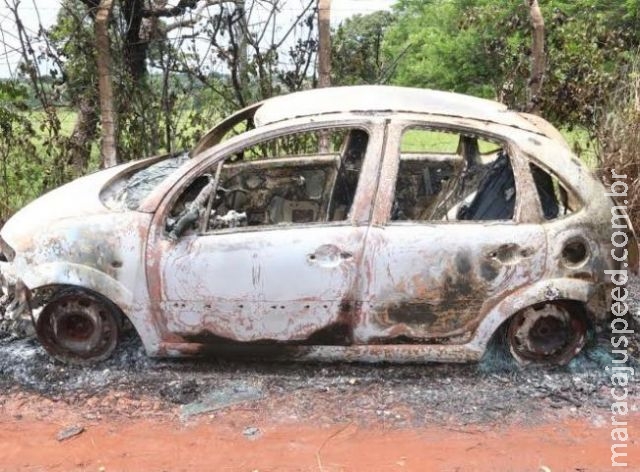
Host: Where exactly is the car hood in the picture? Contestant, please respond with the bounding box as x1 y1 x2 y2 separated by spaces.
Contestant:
1 161 140 251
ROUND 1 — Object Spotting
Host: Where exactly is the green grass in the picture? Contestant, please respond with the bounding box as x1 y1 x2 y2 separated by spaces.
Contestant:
401 126 598 169
27 108 599 168
560 128 598 169
401 128 502 154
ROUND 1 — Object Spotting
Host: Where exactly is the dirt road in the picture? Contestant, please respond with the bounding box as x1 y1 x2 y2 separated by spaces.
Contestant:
1 329 638 471
1 389 637 472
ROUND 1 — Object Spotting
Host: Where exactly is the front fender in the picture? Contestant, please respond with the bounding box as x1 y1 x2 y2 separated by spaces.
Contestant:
20 262 134 311
16 261 163 354
469 277 599 352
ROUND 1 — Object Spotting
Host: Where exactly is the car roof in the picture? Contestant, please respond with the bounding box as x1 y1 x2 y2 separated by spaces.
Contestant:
253 85 541 133
192 86 565 157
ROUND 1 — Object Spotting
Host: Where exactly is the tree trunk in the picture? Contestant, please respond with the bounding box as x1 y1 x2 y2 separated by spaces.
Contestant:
122 0 149 86
234 0 249 93
318 0 331 89
96 0 118 168
68 95 98 175
318 0 331 151
526 0 545 114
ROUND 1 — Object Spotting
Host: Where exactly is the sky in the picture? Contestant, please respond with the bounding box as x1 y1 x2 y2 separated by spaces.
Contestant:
0 0 397 78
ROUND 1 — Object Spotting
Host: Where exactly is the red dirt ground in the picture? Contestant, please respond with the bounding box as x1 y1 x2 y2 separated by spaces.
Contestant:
1 393 637 471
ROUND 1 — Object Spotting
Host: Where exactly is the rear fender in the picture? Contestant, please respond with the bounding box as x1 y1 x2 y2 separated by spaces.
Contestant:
469 278 597 352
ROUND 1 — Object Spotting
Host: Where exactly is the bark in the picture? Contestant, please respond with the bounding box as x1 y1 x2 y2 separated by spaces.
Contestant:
122 0 149 86
317 0 331 88
234 0 249 93
68 95 98 174
526 0 545 114
318 0 331 152
96 0 118 168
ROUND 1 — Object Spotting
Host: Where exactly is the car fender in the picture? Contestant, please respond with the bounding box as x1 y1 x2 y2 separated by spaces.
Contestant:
468 277 596 352
19 261 133 309
18 261 164 354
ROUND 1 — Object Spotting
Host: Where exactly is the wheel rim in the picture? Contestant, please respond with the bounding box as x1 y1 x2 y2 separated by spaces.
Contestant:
507 303 587 365
36 293 119 364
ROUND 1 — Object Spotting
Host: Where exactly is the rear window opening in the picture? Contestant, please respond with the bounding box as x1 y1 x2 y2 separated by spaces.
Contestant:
530 163 581 219
392 128 515 222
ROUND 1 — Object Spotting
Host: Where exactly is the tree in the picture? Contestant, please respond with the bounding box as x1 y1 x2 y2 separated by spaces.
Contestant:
383 0 501 98
383 0 640 131
96 0 117 167
0 0 321 220
0 81 37 223
331 10 396 85
525 0 545 114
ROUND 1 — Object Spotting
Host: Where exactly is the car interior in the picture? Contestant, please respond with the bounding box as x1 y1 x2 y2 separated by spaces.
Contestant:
391 129 517 222
165 126 581 238
166 128 369 236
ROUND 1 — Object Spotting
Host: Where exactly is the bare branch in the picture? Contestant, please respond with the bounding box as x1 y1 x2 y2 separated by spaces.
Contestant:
143 0 232 18
274 0 314 50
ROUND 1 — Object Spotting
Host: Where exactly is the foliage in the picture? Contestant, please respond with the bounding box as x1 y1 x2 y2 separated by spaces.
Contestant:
2 0 640 225
0 0 320 220
595 54 640 229
384 0 640 131
383 0 501 97
331 11 396 85
0 81 42 223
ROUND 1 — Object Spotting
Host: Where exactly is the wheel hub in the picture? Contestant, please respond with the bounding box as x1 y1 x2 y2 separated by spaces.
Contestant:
508 303 587 365
36 292 119 364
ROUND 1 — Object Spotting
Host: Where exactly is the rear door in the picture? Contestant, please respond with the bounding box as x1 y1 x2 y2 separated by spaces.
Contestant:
354 121 548 343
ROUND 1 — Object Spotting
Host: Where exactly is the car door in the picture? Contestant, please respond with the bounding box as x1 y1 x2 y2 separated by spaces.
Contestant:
354 120 548 343
146 120 385 344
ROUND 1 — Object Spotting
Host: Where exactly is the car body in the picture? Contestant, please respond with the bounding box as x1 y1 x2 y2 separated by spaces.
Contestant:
0 85 635 364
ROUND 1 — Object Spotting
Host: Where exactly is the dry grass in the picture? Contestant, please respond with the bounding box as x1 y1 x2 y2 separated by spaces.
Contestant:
596 55 640 229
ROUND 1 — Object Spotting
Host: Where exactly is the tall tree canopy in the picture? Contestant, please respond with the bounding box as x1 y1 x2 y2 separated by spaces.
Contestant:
383 0 640 129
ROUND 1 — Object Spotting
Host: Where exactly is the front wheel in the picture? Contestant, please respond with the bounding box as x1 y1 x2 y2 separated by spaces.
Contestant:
507 302 588 365
36 290 120 364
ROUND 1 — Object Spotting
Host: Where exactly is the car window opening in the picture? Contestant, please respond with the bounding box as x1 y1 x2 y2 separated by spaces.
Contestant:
530 163 579 219
391 129 516 222
166 127 369 237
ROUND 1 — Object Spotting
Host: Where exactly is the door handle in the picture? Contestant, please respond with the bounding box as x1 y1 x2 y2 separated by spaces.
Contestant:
308 245 353 266
486 244 533 265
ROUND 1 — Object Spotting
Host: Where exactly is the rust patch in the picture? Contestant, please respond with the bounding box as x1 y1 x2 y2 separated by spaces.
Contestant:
387 302 438 326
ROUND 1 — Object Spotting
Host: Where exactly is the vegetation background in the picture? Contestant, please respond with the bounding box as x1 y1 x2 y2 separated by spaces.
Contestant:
0 0 638 225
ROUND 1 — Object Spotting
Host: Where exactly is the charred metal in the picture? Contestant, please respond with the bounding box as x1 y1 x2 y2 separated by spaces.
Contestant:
0 85 633 365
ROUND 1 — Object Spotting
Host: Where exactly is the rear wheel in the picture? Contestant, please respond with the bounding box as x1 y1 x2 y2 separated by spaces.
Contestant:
507 302 588 365
36 291 120 364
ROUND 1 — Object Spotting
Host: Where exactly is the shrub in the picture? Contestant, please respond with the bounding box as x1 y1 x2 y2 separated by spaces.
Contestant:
596 54 640 230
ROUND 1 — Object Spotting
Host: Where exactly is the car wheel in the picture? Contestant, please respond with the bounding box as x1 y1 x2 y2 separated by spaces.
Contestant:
36 290 120 364
507 302 587 365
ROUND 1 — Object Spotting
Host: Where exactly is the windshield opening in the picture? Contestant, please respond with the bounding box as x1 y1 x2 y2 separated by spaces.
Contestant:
100 152 190 211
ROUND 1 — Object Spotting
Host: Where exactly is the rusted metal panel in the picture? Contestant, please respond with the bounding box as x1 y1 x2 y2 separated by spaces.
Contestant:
253 86 544 135
191 102 262 157
354 224 548 344
156 226 367 342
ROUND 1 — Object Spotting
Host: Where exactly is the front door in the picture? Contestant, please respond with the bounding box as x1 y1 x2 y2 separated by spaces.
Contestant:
147 121 384 344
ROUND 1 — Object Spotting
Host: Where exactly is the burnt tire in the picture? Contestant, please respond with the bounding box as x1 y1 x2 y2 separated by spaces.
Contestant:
507 302 588 365
36 291 120 364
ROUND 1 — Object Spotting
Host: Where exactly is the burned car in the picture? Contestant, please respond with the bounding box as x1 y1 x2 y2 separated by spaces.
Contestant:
0 86 634 365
